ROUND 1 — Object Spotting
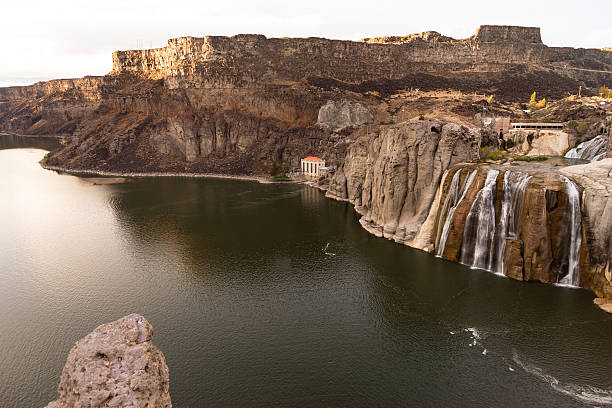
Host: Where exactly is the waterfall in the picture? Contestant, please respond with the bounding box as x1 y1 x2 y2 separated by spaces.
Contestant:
564 135 607 162
436 169 477 257
493 171 531 274
559 176 582 286
435 169 462 252
460 169 499 269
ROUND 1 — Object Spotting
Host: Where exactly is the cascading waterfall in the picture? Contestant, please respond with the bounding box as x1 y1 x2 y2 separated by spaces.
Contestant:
460 169 499 269
493 171 531 275
435 167 583 286
436 169 477 257
435 170 462 252
564 134 607 162
559 176 582 286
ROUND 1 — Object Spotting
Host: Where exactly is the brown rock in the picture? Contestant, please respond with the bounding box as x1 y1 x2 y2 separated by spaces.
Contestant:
561 159 612 300
326 120 485 246
503 239 525 280
44 314 171 408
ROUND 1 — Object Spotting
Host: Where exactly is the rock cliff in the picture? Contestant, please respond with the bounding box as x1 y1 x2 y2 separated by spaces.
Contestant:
0 25 611 309
44 314 171 408
325 118 611 307
325 120 497 244
561 159 612 301
0 25 610 176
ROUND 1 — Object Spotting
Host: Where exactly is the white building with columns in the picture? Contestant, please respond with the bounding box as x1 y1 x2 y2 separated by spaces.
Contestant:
301 156 325 179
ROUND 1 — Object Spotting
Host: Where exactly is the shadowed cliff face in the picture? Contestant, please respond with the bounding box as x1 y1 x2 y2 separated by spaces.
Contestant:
325 120 496 244
0 75 349 174
0 25 610 176
325 118 610 303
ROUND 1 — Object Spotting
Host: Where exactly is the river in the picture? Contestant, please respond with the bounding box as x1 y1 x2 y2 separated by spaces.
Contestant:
1 134 611 407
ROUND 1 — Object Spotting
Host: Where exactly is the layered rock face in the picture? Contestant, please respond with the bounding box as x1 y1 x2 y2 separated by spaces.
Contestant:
1 25 610 176
561 159 612 300
325 120 495 244
327 121 610 298
45 314 171 408
423 165 583 285
317 100 372 132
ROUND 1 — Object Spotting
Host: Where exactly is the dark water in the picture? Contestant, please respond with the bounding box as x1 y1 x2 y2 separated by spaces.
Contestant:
1 135 612 408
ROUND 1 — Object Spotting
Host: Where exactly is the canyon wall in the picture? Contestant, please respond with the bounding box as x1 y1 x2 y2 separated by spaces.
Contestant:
110 25 611 82
1 25 610 176
325 120 497 244
326 120 611 305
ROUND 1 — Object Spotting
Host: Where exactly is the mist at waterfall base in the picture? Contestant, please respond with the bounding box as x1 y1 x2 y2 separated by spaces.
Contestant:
2 137 612 407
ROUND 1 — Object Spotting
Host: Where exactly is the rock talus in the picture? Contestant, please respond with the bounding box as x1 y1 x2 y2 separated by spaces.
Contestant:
44 314 171 408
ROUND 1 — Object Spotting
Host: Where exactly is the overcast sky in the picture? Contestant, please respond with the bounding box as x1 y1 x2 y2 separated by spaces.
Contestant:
1 0 610 87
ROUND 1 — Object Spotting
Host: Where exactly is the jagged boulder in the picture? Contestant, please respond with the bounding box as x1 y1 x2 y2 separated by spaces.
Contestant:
44 314 171 408
317 100 373 132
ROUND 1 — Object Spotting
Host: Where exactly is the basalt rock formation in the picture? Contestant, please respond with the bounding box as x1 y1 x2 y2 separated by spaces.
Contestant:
325 118 611 308
44 314 171 408
1 25 611 308
0 25 610 176
325 119 497 244
561 160 612 301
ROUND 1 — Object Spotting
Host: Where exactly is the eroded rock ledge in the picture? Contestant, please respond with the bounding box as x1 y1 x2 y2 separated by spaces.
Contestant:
325 119 612 311
44 314 171 408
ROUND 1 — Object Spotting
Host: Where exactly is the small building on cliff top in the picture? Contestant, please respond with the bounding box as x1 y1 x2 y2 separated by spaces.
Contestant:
301 156 325 179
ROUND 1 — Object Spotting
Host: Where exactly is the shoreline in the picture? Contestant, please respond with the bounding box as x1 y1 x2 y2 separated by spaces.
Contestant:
0 132 62 139
40 163 300 184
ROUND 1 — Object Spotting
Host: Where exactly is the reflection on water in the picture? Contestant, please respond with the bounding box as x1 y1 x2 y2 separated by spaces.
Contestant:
1 136 612 408
0 132 61 151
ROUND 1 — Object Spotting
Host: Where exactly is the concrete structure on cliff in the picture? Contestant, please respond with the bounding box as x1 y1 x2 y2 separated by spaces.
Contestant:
301 156 325 179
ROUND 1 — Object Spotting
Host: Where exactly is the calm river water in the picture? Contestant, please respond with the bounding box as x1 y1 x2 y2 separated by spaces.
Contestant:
1 135 612 407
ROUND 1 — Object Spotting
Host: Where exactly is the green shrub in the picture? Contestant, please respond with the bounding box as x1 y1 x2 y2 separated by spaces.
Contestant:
418 114 425 120
567 120 578 130
485 150 506 161
45 156 60 166
576 121 589 135
514 155 548 162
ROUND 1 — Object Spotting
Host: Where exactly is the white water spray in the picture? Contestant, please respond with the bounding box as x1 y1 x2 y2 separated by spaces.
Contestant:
494 171 531 274
460 169 499 269
559 176 582 286
436 169 477 257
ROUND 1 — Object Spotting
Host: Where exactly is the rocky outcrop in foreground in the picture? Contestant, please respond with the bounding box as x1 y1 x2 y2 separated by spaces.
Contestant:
45 314 171 408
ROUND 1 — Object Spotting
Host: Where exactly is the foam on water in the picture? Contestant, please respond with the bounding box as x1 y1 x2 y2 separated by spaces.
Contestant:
513 352 612 406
